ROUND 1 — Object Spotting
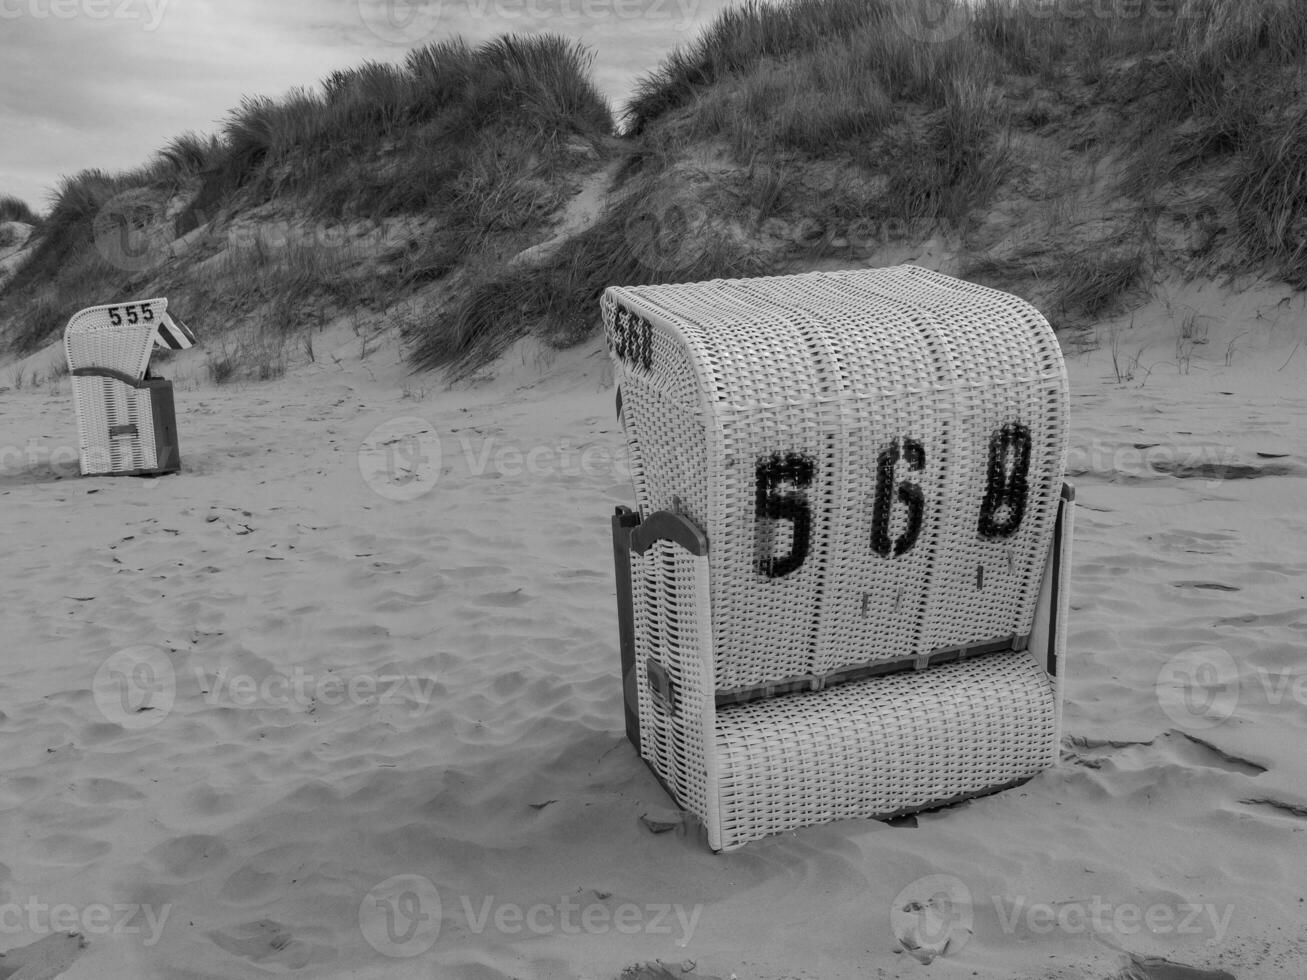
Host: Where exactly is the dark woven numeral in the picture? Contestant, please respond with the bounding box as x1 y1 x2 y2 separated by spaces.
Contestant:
638 313 652 370
612 306 653 373
871 437 925 558
978 422 1032 539
755 452 815 578
610 309 629 363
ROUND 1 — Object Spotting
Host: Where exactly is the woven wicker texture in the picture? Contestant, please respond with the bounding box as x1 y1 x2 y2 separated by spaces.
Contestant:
65 299 170 475
629 540 717 827
714 653 1055 846
606 266 1070 849
605 266 1068 690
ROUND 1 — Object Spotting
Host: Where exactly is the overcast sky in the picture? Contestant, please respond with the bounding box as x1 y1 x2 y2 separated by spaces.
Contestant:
0 0 726 211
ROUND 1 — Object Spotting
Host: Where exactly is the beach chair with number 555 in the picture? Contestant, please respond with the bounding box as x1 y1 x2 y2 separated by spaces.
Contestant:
606 265 1074 851
65 298 195 476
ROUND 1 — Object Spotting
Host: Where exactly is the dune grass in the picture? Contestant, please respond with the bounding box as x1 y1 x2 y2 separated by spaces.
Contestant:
3 170 127 299
150 34 616 360
0 33 614 356
0 169 166 351
1227 106 1307 287
158 131 225 176
407 180 768 377
0 195 41 226
215 34 612 214
2 0 1304 371
624 0 886 134
626 0 1307 175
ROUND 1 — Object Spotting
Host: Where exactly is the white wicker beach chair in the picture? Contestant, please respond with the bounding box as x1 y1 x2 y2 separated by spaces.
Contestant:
65 298 194 476
607 266 1074 851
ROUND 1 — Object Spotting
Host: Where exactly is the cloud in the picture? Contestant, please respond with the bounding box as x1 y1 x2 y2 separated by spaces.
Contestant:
0 0 727 209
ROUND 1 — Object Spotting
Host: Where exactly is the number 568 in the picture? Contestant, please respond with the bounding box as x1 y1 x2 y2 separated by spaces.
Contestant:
755 422 1034 579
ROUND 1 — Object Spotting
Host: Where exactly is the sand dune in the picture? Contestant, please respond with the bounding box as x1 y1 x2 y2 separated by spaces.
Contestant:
1 280 1305 979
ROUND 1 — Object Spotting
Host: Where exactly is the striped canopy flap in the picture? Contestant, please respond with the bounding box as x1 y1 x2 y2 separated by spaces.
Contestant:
65 297 197 382
154 310 196 350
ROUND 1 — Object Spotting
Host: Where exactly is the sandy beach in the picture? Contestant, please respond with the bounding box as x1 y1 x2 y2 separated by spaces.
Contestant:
1 276 1305 980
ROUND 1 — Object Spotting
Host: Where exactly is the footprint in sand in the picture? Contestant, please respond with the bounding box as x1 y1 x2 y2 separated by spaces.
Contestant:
620 964 723 980
0 932 87 980
552 568 605 580
1112 951 1236 980
889 874 974 965
1238 796 1307 822
1062 731 1267 777
473 589 532 608
205 918 319 970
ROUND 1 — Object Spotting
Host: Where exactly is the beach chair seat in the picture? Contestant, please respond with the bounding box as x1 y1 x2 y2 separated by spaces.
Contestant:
64 298 195 476
606 265 1074 851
